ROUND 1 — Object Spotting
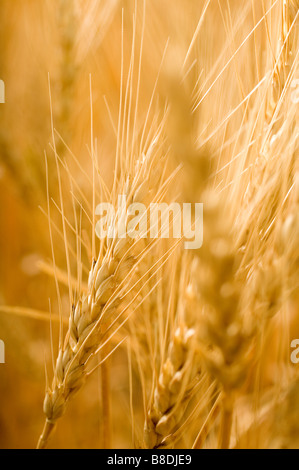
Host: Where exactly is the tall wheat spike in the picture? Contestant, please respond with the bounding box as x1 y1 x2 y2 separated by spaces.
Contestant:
37 140 161 448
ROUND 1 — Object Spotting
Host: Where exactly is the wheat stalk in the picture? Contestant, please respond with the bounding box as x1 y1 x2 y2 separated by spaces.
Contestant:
37 141 160 449
164 53 255 448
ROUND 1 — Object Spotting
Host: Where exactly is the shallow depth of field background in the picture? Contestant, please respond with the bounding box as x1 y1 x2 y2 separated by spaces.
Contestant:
0 0 298 449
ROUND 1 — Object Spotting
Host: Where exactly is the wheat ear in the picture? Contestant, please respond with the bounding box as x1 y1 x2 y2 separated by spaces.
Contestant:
165 59 253 448
144 323 200 449
37 144 159 449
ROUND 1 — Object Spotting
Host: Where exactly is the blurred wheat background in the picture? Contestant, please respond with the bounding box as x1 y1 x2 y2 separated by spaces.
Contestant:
0 0 298 449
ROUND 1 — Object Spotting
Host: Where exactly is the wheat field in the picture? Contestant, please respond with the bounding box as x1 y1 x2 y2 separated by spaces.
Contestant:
0 0 298 450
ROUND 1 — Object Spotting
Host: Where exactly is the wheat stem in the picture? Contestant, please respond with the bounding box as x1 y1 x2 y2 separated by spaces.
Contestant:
101 352 111 449
218 394 234 449
37 421 56 450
